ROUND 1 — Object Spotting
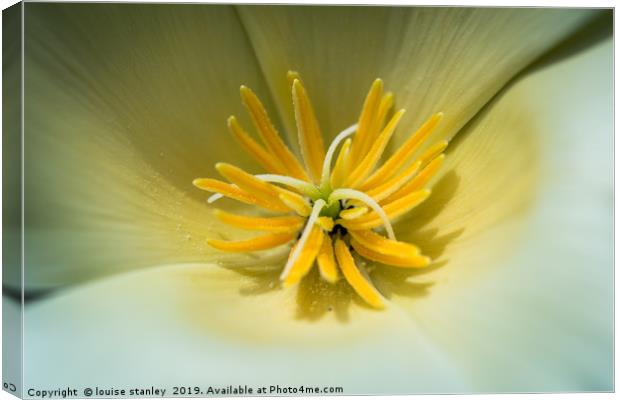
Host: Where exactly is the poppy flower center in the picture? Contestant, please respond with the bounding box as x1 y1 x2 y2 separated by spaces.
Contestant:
193 71 447 309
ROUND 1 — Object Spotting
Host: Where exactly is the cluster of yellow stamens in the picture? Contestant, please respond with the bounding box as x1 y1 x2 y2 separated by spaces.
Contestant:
193 71 446 309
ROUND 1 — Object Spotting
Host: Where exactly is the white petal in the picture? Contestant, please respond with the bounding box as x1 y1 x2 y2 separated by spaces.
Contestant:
379 38 613 391
24 264 468 393
237 6 600 147
23 4 278 289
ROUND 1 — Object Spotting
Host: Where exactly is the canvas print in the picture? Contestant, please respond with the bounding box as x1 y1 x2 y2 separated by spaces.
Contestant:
2 2 614 397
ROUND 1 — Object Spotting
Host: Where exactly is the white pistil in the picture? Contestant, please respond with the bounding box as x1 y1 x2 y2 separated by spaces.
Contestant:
329 188 396 240
208 193 224 203
280 198 326 281
320 124 358 190
255 174 321 198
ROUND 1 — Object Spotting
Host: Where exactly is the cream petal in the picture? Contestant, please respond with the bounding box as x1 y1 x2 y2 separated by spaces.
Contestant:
24 263 468 393
375 37 613 391
23 4 281 289
238 7 601 151
16 7 612 392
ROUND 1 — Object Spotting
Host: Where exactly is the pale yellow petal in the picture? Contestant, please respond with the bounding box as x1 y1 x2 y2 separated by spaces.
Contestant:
373 36 613 391
238 7 598 151
23 264 467 391
22 4 278 289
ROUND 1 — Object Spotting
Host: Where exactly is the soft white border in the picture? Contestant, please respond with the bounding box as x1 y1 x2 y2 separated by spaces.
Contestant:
0 1 615 400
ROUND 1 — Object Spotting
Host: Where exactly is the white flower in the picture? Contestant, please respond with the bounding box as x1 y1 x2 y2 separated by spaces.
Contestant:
11 4 612 393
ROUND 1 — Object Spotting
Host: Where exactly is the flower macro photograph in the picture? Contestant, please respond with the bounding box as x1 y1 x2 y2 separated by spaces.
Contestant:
1 0 614 397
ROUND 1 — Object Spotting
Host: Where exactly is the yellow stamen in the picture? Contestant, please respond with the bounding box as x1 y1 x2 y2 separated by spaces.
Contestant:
227 116 286 175
193 178 284 212
292 79 325 182
196 73 447 309
215 163 289 212
339 206 368 220
239 85 309 181
349 79 383 164
351 238 430 268
419 140 449 166
365 92 394 152
361 112 443 189
382 154 444 204
287 70 302 88
321 124 357 189
382 188 432 219
214 210 303 233
348 229 420 258
317 234 339 283
330 188 396 240
281 225 324 288
329 137 352 188
278 192 312 217
365 160 422 202
334 238 385 309
280 199 326 280
207 232 296 252
339 189 431 230
316 216 335 232
346 109 405 188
